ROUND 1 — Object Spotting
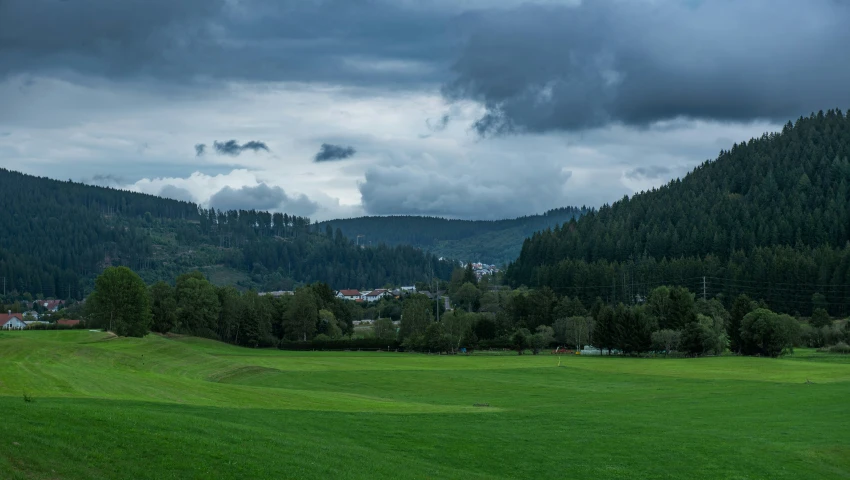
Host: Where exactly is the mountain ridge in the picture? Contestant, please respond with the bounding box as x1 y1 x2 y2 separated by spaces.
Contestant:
318 207 589 265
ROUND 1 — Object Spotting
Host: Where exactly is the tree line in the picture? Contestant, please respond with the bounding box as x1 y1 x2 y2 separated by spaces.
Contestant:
84 265 849 357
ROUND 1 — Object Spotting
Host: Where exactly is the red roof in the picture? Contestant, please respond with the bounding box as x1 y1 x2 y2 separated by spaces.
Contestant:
0 313 24 326
338 290 362 296
366 289 388 296
57 319 80 326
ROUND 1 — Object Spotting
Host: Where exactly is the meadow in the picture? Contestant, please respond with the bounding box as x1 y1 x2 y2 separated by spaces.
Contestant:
1 330 849 479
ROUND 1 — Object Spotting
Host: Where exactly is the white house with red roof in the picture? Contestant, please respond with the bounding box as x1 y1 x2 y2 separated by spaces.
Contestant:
0 312 26 330
336 289 364 301
363 289 391 302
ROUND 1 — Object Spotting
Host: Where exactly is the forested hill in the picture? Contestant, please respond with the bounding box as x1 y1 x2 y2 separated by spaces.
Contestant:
318 207 588 265
0 169 454 298
0 169 197 298
508 110 850 316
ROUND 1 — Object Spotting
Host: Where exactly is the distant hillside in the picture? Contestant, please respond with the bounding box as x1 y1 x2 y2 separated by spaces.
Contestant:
0 169 454 298
508 110 850 316
319 207 588 265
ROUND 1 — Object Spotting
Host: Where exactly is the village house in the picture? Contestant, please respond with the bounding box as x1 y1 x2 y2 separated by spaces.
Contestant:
363 289 391 302
0 312 26 330
37 300 65 312
336 289 363 301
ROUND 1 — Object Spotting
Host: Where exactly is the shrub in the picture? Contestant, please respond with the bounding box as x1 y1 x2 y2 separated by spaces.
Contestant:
651 329 681 355
740 309 800 357
679 322 714 356
828 342 850 354
810 308 832 329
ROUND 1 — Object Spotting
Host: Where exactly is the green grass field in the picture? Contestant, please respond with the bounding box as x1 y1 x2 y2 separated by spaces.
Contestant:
1 331 849 479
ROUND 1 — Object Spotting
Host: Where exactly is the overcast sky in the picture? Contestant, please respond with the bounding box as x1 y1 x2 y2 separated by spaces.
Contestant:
2 0 848 221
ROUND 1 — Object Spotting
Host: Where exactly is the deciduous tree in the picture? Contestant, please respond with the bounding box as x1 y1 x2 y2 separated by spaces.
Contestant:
87 267 151 337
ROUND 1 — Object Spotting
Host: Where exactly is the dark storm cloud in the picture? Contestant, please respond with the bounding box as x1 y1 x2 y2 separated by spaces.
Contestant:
0 0 454 87
212 140 269 156
195 144 206 157
314 144 356 162
625 166 672 181
2 0 849 133
444 0 850 134
208 183 318 216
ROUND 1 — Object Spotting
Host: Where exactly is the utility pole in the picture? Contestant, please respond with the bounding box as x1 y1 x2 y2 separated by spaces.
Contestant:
702 276 707 301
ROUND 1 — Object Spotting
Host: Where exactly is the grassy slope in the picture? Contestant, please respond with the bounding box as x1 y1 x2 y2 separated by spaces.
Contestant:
1 332 849 479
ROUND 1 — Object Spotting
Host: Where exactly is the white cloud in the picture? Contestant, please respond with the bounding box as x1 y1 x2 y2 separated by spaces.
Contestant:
0 72 783 221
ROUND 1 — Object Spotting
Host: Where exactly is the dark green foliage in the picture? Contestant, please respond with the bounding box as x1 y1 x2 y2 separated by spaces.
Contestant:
286 288 318 341
473 316 497 340
372 318 397 341
225 213 455 289
511 328 531 354
399 294 433 341
0 170 198 300
149 282 177 333
423 322 452 353
86 267 151 337
651 329 681 355
729 294 755 353
529 325 555 354
810 308 832 329
454 282 481 312
647 286 697 331
554 296 587 318
593 304 617 354
463 264 478 286
740 308 801 357
216 286 243 342
680 322 715 356
811 293 828 312
236 291 276 348
175 272 221 335
508 111 850 317
613 305 655 354
318 207 588 265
